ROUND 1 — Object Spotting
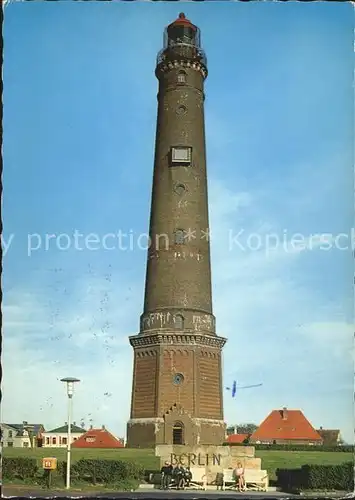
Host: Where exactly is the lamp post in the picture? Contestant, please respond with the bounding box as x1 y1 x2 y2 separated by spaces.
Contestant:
60 377 80 490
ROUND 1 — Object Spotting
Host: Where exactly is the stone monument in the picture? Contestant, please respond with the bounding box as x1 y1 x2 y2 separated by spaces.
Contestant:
155 444 264 485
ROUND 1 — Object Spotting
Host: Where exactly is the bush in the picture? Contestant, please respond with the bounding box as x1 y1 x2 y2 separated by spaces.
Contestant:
3 457 38 480
224 442 354 452
70 459 144 485
276 462 354 492
120 461 145 480
3 457 144 489
302 462 354 491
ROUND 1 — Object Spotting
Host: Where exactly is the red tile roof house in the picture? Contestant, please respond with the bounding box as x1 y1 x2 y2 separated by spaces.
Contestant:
250 407 324 446
72 426 124 448
226 433 250 444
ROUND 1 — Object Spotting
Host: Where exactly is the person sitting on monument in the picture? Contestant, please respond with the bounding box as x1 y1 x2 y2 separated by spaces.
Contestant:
184 466 192 487
174 464 186 490
234 462 245 492
160 461 173 490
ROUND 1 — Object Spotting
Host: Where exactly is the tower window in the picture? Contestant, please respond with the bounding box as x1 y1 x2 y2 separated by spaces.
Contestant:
174 314 184 329
171 146 192 166
173 373 184 385
176 105 187 115
174 183 187 196
174 229 186 245
173 421 184 445
177 71 186 84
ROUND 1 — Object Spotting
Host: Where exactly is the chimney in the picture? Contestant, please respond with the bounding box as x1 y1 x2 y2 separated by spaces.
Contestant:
102 425 106 431
90 425 93 430
282 407 288 420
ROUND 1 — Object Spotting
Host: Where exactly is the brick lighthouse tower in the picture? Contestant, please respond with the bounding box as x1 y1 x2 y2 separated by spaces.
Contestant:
126 13 227 448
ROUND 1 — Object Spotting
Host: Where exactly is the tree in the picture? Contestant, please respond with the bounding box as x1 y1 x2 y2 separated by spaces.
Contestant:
226 423 258 435
236 423 258 434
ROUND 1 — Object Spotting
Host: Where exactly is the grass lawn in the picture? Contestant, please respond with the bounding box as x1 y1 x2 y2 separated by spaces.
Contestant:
3 447 353 482
256 450 353 482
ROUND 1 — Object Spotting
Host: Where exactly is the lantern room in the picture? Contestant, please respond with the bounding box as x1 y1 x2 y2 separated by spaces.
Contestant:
165 13 200 49
156 13 207 70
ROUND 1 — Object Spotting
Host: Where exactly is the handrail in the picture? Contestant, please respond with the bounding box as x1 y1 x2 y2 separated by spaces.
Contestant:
156 45 207 68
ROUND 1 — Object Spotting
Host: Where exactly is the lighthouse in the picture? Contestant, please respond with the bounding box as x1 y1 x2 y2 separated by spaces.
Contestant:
127 13 226 448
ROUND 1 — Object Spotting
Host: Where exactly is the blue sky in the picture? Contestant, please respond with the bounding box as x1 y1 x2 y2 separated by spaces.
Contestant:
3 2 354 442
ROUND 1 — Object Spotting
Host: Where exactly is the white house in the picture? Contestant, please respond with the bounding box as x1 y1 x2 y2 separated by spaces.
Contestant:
1 423 41 448
42 423 85 448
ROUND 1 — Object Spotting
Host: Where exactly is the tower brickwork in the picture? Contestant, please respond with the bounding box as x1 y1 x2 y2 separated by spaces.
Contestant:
127 13 227 448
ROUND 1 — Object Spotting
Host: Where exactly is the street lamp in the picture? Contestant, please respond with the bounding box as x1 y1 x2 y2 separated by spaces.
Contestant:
60 377 80 490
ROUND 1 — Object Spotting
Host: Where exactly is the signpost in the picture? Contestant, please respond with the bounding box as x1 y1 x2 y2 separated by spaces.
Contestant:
42 457 57 488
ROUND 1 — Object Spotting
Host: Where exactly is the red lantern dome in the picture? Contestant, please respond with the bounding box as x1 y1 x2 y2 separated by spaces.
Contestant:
168 13 197 32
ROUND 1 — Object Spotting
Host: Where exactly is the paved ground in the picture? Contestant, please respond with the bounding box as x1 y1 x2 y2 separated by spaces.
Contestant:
3 485 351 499
2 485 294 499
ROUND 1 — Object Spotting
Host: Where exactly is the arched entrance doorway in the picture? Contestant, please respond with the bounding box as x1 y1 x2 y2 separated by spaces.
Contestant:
172 421 184 445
